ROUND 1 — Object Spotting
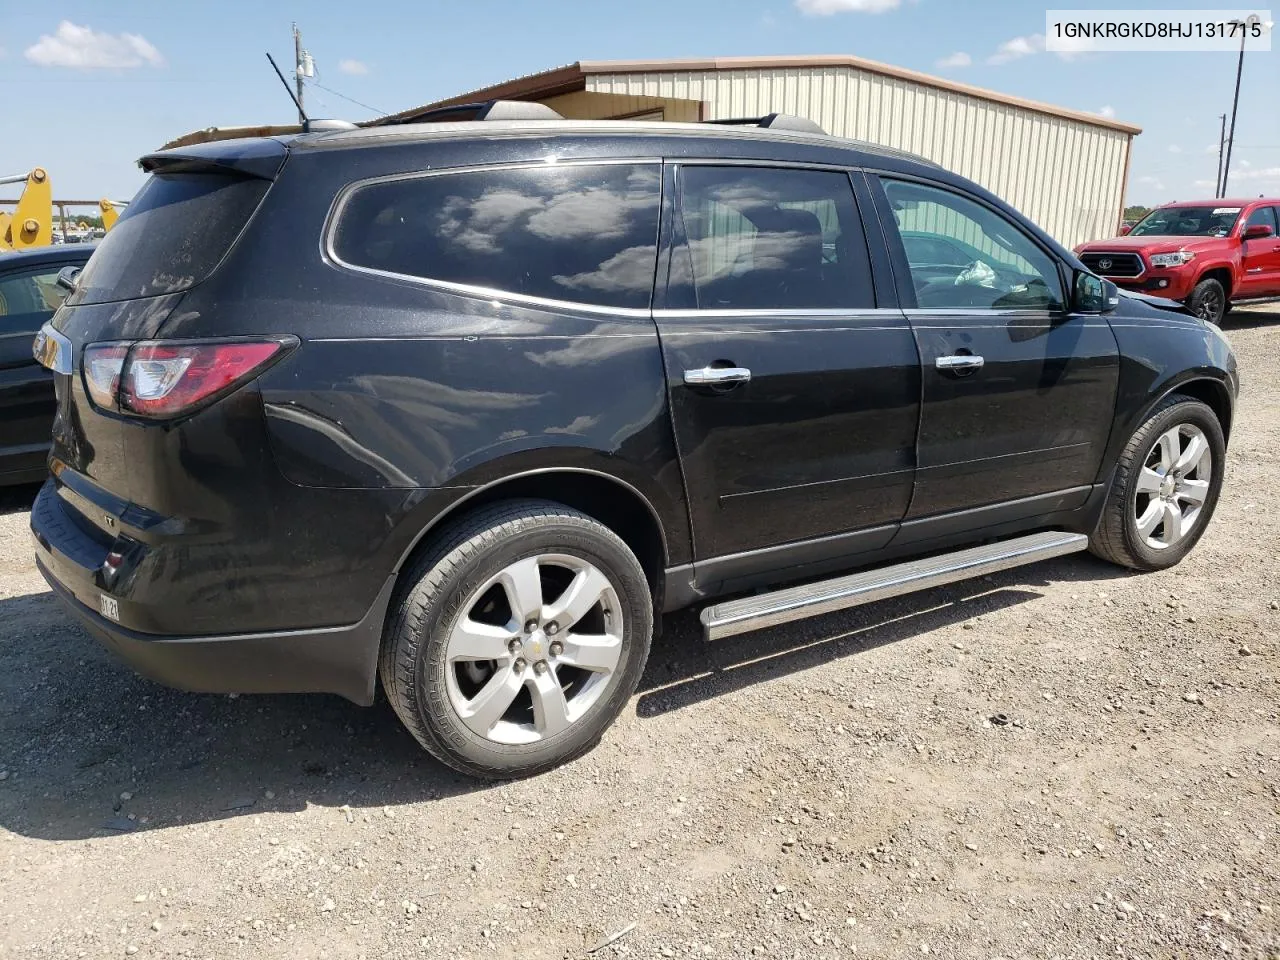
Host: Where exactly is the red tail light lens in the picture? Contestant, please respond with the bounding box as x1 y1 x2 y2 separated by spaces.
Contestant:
120 340 286 418
83 343 130 409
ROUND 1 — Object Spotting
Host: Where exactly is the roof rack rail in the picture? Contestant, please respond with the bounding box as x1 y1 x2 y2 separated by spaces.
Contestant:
385 99 563 126
706 113 827 135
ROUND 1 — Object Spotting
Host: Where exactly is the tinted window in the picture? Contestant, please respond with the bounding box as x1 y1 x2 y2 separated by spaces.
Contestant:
71 173 269 305
0 267 71 327
676 166 874 309
1244 205 1279 233
333 164 661 310
882 179 1064 311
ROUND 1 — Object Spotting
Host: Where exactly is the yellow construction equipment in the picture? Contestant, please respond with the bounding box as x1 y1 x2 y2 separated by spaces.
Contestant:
100 198 123 231
1 168 128 250
0 168 53 251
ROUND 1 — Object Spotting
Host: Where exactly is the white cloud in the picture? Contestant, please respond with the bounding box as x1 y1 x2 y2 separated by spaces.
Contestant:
1227 166 1280 181
337 58 368 76
1097 105 1116 119
795 0 901 14
1241 159 1252 168
1136 175 1166 191
935 52 972 69
988 33 1044 65
1167 144 1183 154
24 21 163 69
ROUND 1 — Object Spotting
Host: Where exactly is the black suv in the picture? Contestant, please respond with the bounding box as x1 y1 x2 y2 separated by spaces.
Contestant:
33 108 1237 779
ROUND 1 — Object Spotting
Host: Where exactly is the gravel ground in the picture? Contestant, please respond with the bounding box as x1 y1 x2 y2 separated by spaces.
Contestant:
1 307 1278 960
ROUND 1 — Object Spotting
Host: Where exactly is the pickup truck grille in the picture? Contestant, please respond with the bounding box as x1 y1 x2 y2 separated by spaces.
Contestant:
1080 252 1144 278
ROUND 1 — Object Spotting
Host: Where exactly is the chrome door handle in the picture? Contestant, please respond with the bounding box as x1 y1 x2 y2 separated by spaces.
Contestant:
935 354 985 373
684 366 752 386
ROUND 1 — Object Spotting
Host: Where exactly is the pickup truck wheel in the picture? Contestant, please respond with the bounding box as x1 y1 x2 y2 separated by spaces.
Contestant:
1089 395 1225 571
379 500 652 780
1186 278 1227 325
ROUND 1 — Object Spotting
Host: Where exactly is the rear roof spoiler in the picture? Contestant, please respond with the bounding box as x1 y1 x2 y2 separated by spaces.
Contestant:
139 137 289 180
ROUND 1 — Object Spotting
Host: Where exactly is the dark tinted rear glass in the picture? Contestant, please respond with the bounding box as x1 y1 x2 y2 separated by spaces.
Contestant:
332 163 661 310
70 173 269 305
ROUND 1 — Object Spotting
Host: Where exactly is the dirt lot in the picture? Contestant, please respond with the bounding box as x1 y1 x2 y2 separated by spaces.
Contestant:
1 309 1278 960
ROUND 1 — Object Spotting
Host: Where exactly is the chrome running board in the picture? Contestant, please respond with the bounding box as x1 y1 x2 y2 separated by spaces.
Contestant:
699 530 1087 641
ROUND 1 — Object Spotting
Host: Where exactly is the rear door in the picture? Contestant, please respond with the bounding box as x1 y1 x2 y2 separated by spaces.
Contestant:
1238 205 1280 298
0 261 78 480
654 162 919 581
866 173 1120 535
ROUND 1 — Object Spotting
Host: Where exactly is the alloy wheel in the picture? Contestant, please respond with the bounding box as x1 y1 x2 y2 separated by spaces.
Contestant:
1133 424 1212 550
1195 288 1224 322
444 554 623 745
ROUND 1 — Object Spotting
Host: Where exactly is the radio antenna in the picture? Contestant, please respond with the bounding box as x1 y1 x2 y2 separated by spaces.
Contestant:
266 52 309 124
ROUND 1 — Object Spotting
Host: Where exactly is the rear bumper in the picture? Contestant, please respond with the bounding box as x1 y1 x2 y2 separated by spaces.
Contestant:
31 481 391 705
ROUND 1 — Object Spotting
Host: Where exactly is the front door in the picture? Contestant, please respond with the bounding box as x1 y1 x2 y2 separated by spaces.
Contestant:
1238 205 1280 299
867 174 1120 531
655 163 920 573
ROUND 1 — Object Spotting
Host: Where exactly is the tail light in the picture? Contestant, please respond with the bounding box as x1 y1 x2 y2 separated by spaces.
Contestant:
83 344 130 409
82 338 294 419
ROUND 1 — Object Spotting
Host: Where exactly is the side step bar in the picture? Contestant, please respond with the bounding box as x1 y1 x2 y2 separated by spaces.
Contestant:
699 530 1088 641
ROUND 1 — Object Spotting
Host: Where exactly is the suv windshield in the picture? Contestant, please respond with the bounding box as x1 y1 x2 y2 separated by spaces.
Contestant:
1129 205 1242 238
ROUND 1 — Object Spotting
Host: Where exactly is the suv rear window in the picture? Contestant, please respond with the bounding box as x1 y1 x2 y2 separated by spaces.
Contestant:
331 163 661 310
70 173 269 305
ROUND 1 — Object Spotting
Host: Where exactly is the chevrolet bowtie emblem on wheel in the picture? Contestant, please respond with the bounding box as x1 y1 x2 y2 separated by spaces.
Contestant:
1097 258 1113 271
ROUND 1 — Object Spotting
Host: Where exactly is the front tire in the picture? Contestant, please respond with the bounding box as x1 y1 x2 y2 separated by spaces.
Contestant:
1186 277 1227 325
379 500 653 780
1089 395 1225 571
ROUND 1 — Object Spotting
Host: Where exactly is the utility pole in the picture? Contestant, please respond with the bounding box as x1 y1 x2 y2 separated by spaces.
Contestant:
1215 113 1227 198
293 23 306 125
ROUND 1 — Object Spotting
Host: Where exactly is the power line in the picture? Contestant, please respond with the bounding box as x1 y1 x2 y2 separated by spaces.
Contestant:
305 79 384 116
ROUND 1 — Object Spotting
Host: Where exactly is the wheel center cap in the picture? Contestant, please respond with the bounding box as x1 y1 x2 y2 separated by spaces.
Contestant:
1160 475 1177 499
526 632 546 658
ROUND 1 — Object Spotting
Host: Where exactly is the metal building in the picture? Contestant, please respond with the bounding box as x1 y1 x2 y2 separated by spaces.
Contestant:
377 56 1141 249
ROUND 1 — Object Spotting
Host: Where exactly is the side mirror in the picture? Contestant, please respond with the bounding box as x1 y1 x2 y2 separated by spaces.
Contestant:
55 265 82 293
1074 271 1119 314
1243 223 1275 240
1118 224 1133 236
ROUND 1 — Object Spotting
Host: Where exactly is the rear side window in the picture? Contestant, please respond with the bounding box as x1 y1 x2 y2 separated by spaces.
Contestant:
71 173 269 305
674 166 874 310
332 163 662 310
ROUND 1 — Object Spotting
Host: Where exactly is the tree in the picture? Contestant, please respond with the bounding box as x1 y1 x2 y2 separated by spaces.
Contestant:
1123 205 1151 223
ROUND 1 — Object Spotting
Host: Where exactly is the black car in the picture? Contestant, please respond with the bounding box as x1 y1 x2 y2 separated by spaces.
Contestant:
32 108 1236 779
0 244 93 485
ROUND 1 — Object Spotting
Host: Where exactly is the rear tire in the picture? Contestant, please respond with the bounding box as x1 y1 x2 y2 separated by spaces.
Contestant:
1089 395 1225 571
1186 278 1227 325
379 500 652 780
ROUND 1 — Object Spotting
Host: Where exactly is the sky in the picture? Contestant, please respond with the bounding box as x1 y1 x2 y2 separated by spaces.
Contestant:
2 0 1278 214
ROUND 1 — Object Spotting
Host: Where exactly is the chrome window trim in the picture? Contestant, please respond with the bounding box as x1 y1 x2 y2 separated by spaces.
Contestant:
653 307 902 321
322 157 663 319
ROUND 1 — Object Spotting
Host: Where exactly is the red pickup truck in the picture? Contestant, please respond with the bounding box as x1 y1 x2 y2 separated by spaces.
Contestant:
1075 198 1280 324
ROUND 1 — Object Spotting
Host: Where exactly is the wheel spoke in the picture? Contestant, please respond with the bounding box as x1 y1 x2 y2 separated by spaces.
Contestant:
1177 478 1210 505
545 565 612 630
1136 467 1164 494
458 667 524 735
529 668 572 737
557 633 623 674
498 557 544 623
1160 501 1184 545
1156 428 1180 471
449 618 515 661
1136 500 1163 537
1173 433 1207 475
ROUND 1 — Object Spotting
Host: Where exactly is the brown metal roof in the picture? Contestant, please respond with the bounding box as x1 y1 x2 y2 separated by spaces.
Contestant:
372 56 1141 135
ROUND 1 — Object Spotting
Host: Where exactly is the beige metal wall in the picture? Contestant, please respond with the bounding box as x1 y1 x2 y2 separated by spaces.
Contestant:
586 67 1131 249
541 90 701 122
